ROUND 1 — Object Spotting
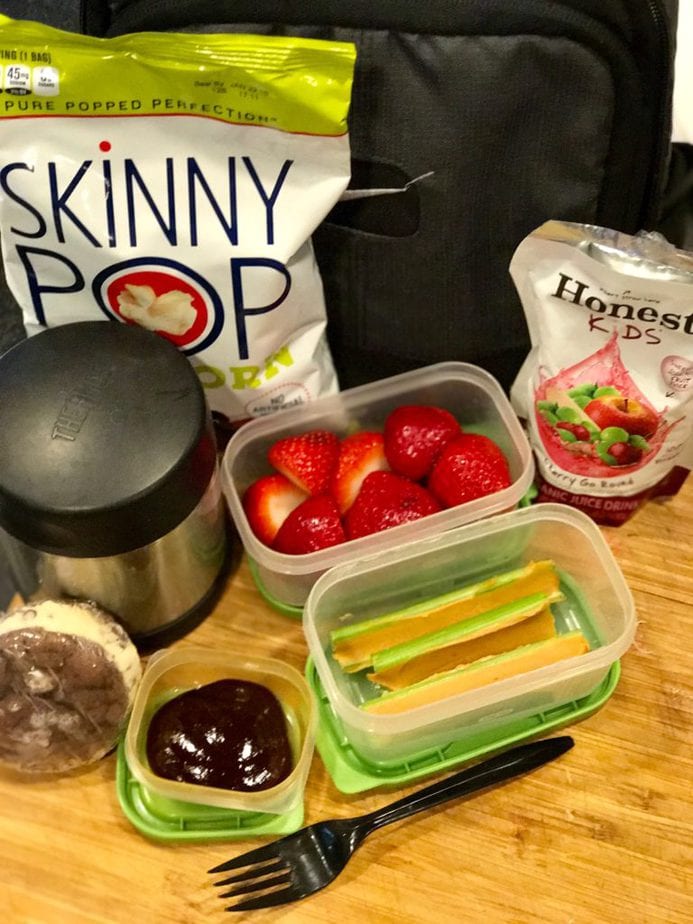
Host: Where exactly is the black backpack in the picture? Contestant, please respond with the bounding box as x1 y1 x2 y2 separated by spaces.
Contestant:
1 1 682 394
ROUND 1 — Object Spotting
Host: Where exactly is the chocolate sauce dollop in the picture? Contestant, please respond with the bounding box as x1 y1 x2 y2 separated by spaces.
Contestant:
145 679 292 791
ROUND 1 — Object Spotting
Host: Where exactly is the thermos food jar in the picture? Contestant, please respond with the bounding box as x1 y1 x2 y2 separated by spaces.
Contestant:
0 322 229 645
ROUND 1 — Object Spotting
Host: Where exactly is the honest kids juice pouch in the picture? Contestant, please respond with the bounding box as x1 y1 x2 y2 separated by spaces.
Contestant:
0 16 356 424
510 221 693 525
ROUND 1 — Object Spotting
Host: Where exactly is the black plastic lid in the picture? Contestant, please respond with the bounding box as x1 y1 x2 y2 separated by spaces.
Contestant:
0 322 217 557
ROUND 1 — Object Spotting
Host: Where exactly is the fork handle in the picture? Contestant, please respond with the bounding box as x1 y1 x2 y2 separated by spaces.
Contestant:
360 737 573 833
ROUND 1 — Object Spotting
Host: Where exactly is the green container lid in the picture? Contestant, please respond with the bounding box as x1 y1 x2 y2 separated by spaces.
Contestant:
306 658 620 794
116 741 304 842
247 557 304 619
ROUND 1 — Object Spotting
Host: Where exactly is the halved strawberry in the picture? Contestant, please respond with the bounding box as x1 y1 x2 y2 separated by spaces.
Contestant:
268 429 340 496
428 433 511 507
242 474 308 546
383 404 461 480
273 495 346 555
330 431 390 514
344 471 441 540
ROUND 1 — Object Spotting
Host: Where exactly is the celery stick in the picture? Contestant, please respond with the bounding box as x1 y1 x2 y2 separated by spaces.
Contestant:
371 589 563 673
330 560 553 646
362 631 590 714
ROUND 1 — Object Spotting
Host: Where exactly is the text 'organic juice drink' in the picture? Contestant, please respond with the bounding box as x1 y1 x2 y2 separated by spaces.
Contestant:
510 221 693 525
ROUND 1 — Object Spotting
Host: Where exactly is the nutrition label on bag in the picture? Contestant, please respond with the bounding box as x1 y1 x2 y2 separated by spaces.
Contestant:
1 63 59 95
32 66 59 95
2 63 30 94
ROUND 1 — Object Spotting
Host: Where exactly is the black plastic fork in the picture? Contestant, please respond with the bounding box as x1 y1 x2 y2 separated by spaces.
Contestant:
209 735 574 912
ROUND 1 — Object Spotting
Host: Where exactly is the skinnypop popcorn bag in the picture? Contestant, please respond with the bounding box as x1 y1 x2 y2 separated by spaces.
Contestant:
0 17 356 424
510 221 693 525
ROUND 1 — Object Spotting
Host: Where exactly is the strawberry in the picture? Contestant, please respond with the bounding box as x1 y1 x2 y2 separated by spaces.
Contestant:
242 474 308 546
268 429 340 496
330 431 390 514
344 471 441 540
428 433 511 507
383 405 461 480
273 495 346 555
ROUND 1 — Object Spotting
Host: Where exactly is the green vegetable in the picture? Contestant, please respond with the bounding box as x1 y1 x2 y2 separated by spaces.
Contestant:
362 631 590 714
330 562 547 646
370 590 563 673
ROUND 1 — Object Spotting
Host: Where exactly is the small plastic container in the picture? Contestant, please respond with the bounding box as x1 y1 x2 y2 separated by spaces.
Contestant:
221 362 534 608
303 503 636 765
124 648 316 816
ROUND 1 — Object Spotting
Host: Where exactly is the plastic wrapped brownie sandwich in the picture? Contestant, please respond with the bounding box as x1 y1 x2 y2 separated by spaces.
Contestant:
0 600 141 774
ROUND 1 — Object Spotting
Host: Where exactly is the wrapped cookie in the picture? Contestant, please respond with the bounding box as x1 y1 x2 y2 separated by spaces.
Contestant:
0 600 141 774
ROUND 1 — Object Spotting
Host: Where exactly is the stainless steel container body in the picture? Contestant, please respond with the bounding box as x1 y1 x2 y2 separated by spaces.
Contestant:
0 473 227 638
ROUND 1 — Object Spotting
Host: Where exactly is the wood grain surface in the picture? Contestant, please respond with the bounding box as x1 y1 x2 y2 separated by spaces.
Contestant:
2 485 692 924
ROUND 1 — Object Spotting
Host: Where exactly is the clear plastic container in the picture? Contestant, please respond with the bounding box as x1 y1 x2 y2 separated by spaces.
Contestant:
221 362 534 608
307 659 620 793
124 648 316 815
303 503 636 764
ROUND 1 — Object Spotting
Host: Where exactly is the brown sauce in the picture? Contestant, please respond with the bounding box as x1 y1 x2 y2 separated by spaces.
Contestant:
145 679 292 792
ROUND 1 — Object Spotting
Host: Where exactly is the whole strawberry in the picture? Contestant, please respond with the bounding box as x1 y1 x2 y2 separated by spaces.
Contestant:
384 405 461 480
268 429 339 496
242 474 308 546
428 433 511 507
345 471 441 539
273 495 346 555
331 431 389 514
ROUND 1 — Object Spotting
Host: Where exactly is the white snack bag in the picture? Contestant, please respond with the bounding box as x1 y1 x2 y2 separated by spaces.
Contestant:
0 17 356 424
510 221 693 525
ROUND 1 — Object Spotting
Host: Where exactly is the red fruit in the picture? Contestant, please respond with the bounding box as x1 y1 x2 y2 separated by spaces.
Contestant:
331 431 389 514
273 495 346 555
605 441 643 466
268 429 340 495
428 433 512 507
344 471 441 540
242 474 308 546
556 422 591 441
383 405 461 480
584 395 658 438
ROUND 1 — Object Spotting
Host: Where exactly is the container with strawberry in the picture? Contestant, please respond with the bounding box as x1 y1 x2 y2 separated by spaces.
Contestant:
221 362 534 609
241 405 512 555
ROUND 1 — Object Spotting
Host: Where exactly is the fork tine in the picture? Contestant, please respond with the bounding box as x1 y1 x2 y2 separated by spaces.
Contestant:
213 859 287 888
208 841 282 874
225 885 305 913
218 871 293 900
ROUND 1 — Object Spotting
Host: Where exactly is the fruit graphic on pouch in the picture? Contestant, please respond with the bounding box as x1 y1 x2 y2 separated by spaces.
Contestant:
583 391 658 438
535 381 659 469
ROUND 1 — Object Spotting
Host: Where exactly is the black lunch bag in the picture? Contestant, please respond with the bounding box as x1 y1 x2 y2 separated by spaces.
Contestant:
6 1 682 393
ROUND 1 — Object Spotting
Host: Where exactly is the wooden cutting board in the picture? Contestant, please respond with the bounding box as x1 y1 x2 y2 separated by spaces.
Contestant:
2 483 692 924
